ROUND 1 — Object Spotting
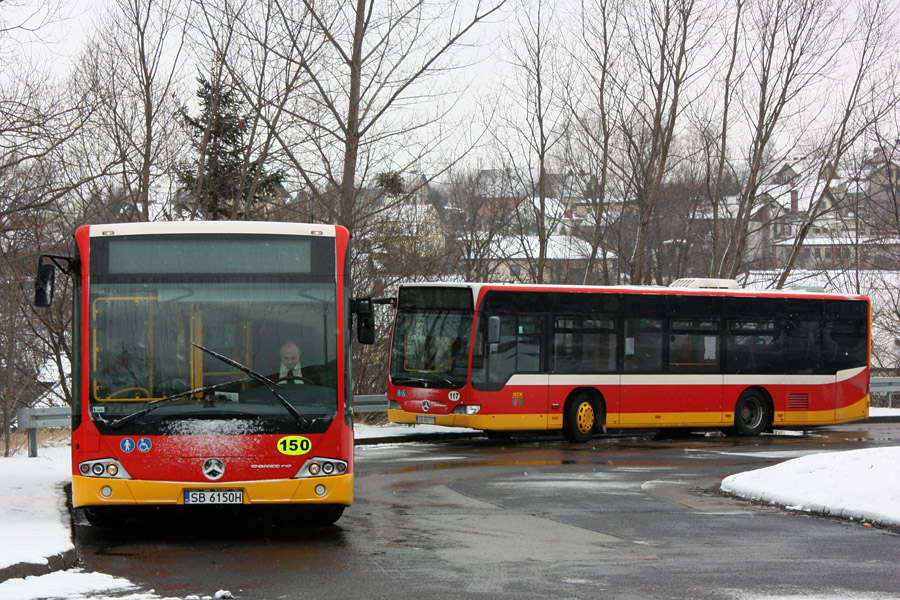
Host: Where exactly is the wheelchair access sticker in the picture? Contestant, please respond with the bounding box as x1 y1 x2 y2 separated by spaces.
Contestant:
120 437 152 453
277 436 312 456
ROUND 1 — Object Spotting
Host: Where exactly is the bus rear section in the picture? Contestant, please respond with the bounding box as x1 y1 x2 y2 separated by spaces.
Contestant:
387 283 870 442
44 222 356 526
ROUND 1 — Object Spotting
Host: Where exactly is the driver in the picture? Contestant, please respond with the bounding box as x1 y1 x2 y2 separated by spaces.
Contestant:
278 341 303 384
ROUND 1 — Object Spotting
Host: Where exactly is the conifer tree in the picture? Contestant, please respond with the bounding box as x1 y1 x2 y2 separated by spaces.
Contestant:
178 75 283 220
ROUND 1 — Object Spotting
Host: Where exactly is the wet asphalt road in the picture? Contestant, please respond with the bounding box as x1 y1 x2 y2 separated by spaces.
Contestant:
75 423 900 600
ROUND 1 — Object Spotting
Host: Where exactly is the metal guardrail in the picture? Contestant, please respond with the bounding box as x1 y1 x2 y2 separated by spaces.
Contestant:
869 377 900 392
16 407 72 457
354 394 389 413
871 377 900 409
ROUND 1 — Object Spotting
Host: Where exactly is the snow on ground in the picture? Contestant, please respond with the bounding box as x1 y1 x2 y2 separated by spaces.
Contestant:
721 446 900 527
0 570 157 600
1 418 899 599
0 446 72 572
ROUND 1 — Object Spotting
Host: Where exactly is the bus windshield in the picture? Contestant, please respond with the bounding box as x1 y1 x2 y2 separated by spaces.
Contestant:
89 279 338 435
389 287 473 389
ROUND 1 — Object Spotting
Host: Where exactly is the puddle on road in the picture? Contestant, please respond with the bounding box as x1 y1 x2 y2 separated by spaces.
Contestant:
378 422 897 475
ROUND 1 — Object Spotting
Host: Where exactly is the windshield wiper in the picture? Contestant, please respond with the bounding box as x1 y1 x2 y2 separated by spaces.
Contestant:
106 377 253 430
193 343 311 429
392 375 456 388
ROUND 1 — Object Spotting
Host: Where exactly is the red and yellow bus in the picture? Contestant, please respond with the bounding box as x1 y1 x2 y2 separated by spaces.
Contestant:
36 222 369 526
387 282 870 442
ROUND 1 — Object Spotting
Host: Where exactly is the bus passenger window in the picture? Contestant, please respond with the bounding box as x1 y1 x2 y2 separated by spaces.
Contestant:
727 319 782 374
553 317 616 373
624 318 663 373
474 313 543 390
516 315 543 373
669 320 719 373
783 319 821 374
822 320 867 371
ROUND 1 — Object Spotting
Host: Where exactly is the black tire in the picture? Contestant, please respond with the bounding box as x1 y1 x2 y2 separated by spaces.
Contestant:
732 390 770 436
307 504 345 527
563 393 598 443
82 506 116 527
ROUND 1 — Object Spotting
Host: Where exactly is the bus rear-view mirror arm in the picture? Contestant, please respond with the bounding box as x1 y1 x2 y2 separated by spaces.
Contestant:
351 297 396 345
34 254 78 307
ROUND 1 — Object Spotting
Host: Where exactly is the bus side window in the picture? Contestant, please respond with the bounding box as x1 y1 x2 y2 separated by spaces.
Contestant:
669 320 719 373
822 320 867 371
475 313 543 389
488 316 518 386
515 314 543 373
727 319 782 374
553 316 616 373
624 318 663 373
783 319 822 374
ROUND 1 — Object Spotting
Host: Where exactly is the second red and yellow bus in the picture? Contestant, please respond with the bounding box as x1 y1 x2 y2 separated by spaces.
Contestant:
386 282 870 442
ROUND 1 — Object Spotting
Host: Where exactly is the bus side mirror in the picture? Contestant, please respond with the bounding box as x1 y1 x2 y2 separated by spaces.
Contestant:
352 297 376 345
351 296 394 345
357 313 376 345
487 316 501 345
35 263 56 307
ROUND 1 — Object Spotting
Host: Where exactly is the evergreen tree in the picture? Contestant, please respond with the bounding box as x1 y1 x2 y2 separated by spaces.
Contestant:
177 75 283 220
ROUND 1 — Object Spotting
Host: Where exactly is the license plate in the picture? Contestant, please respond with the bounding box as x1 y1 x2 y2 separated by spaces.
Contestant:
184 489 244 505
416 415 435 424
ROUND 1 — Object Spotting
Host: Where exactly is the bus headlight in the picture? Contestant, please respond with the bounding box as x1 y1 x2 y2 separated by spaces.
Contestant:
79 459 131 479
294 457 348 479
452 405 481 415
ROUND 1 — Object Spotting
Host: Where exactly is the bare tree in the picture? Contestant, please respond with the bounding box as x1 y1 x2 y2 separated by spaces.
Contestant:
563 0 626 284
441 167 515 282
75 0 188 222
617 0 708 284
490 0 570 283
775 0 900 287
262 0 505 230
697 0 745 277
717 0 840 278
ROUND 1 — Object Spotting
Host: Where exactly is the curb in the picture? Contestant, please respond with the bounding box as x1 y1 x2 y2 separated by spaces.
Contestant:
0 549 78 584
867 415 900 423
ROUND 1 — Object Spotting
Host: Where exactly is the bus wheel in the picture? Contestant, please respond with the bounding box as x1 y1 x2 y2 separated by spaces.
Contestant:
732 390 770 436
563 393 597 443
82 507 116 527
307 504 345 527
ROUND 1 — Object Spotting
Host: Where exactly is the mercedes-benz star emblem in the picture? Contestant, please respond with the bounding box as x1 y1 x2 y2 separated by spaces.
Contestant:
202 458 225 481
422 400 430 412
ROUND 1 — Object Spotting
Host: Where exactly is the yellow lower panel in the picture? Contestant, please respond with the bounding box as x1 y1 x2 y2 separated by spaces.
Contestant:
387 409 553 431
72 473 353 508
835 395 869 424
777 396 869 427
612 411 727 428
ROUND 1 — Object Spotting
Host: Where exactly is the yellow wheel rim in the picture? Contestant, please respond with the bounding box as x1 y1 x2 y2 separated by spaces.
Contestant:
576 401 595 434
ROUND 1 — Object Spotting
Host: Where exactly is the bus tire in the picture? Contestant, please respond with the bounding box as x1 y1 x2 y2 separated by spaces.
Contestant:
307 504 345 527
563 393 598 443
83 507 116 527
732 389 770 436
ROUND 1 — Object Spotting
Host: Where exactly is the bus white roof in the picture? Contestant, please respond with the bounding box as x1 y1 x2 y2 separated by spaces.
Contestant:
396 281 868 302
85 221 337 237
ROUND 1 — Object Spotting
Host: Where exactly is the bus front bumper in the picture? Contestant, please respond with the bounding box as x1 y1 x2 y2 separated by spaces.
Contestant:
72 472 353 508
